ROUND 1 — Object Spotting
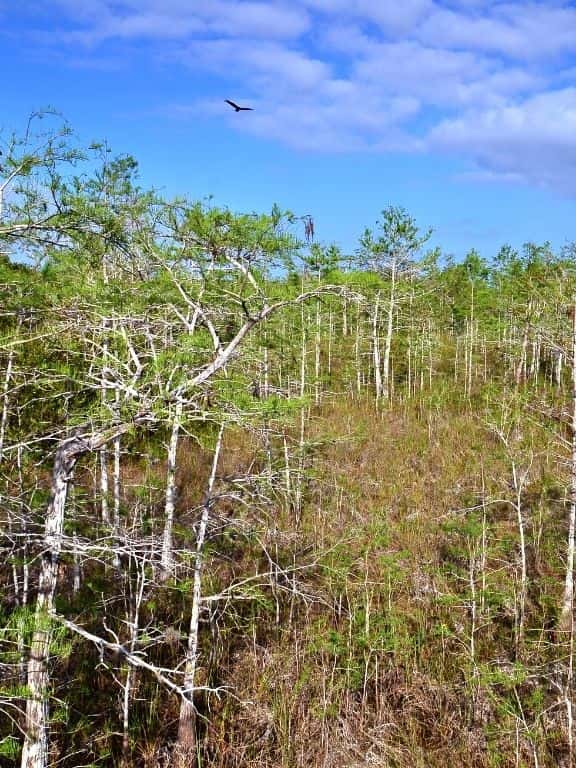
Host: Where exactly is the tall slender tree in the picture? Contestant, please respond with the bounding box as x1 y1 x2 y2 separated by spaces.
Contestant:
357 206 431 401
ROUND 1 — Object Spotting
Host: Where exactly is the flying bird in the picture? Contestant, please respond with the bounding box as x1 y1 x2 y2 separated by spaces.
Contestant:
225 99 253 112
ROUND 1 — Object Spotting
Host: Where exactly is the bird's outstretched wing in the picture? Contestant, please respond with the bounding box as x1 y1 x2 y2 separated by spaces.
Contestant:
225 99 253 112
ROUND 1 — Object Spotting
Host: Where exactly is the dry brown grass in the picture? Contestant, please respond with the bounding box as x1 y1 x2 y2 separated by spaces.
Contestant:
168 395 571 768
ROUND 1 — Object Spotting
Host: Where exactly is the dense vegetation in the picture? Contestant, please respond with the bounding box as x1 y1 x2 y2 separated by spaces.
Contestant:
1 116 576 768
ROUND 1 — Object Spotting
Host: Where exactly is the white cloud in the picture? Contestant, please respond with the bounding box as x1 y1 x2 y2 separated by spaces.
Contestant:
208 2 310 38
349 40 543 110
49 0 309 43
186 39 331 91
230 92 421 152
98 13 206 41
214 109 419 153
429 89 576 193
13 0 576 193
301 0 433 32
418 3 576 60
354 42 488 101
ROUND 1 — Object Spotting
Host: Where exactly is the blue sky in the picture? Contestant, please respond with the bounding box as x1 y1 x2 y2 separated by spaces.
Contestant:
1 0 576 260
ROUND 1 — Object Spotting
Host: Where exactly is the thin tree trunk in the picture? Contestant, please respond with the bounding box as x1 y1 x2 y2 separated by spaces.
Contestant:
512 461 527 653
327 310 333 378
372 293 382 401
300 304 307 399
100 446 110 525
161 395 183 579
355 304 362 397
112 388 122 569
454 335 460 385
283 433 292 498
529 335 539 382
556 351 563 387
515 303 532 386
314 299 321 405
263 346 269 398
560 303 576 633
294 307 307 521
176 424 224 765
480 462 488 615
382 262 396 402
72 532 81 594
420 334 425 393
469 542 478 717
0 344 15 463
100 322 110 525
121 557 146 766
17 444 29 683
428 319 433 389
467 283 475 395
407 336 412 398
294 408 306 525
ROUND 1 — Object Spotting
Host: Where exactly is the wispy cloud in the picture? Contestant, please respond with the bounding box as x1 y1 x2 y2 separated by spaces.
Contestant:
48 0 309 43
301 0 433 32
186 39 330 91
417 3 576 61
429 88 576 194
14 0 576 193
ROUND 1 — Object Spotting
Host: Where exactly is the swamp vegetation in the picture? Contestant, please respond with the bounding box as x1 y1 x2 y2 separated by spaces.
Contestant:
1 116 576 768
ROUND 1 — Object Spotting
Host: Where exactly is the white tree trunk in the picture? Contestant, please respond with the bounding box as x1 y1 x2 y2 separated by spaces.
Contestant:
300 304 307 399
327 310 333 378
512 461 527 652
314 300 321 405
100 324 110 525
355 304 362 397
262 346 269 398
294 408 306 525
112 387 122 569
0 344 15 463
454 336 459 385
560 304 576 632
100 447 110 525
283 434 292 498
467 284 475 395
515 303 531 386
161 396 183 578
21 440 77 768
556 351 563 387
121 558 146 766
407 336 412 397
176 425 224 763
372 293 382 401
382 262 397 402
21 423 139 768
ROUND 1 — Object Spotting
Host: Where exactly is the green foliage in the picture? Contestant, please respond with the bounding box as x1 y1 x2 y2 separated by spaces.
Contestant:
49 624 74 660
0 736 20 761
301 243 342 278
357 205 432 276
0 606 36 663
